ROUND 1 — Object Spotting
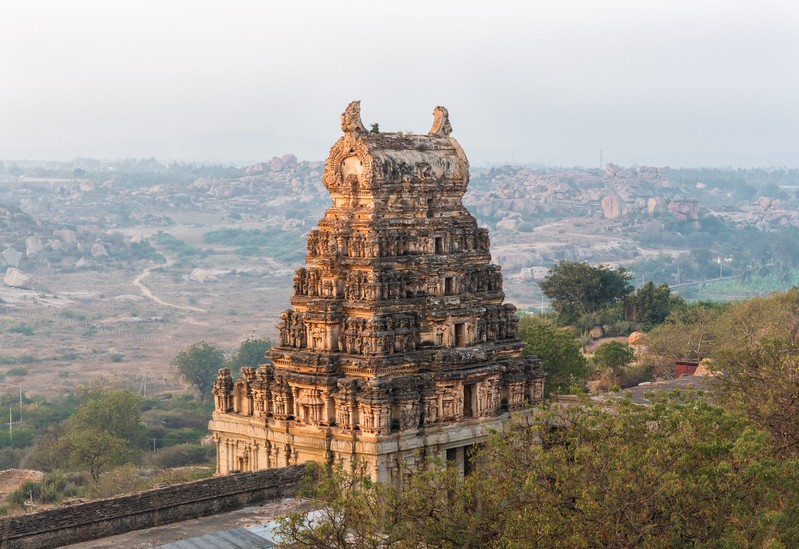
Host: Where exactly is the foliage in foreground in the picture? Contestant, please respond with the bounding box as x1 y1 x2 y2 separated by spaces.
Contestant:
710 289 799 456
279 393 799 548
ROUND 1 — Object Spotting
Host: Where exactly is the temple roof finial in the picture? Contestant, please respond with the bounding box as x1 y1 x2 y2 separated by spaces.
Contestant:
340 100 366 137
428 106 452 137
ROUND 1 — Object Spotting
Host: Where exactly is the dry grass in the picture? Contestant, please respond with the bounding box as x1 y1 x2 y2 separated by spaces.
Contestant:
0 239 293 400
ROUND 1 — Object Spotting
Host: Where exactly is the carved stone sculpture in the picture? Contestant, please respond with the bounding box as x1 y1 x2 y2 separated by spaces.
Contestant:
428 105 452 137
340 100 366 137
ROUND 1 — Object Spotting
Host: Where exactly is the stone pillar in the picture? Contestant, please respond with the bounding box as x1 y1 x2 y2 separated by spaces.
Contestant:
214 435 222 475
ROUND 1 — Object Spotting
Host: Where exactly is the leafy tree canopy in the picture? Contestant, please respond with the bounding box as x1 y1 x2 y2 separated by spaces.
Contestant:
65 429 129 481
518 315 588 395
26 389 146 480
227 337 274 371
171 341 225 401
69 389 146 448
626 281 683 330
592 340 635 372
539 261 633 324
640 289 799 456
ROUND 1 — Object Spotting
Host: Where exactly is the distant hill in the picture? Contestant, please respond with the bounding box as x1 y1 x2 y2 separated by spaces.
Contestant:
99 129 331 165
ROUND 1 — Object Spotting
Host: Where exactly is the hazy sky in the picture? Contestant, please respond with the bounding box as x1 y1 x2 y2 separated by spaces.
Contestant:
1 0 797 167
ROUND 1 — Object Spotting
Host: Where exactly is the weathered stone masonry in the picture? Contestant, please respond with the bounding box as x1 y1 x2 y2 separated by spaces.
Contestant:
0 465 306 549
209 101 544 481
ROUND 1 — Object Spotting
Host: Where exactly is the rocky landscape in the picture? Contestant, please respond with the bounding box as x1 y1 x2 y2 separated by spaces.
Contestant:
466 163 799 304
1 157 798 399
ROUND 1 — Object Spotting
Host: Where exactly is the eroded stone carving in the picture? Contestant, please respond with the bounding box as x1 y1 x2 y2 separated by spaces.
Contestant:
340 100 366 136
428 105 452 137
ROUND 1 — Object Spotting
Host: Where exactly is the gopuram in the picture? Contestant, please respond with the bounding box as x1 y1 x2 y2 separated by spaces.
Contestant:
209 101 544 481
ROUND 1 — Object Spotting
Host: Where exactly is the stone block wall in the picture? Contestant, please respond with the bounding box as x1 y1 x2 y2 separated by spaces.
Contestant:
0 465 308 549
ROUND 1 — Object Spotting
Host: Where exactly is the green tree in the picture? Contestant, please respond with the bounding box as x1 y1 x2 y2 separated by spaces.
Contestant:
26 389 145 479
626 281 682 330
227 337 274 371
65 429 129 481
279 394 799 547
592 340 635 373
172 342 225 401
518 315 588 395
539 261 633 324
69 389 146 449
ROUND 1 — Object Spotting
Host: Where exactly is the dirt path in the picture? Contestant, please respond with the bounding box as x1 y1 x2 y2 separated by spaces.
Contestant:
132 265 207 313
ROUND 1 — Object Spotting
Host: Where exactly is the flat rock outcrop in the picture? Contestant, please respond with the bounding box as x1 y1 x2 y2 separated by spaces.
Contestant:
4 267 33 289
647 197 667 213
601 195 623 219
53 229 77 245
90 242 108 257
25 236 44 257
0 247 22 267
668 199 700 228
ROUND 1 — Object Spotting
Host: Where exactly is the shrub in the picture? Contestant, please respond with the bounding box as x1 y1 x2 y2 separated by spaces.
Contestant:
0 447 25 470
60 310 87 321
149 466 214 485
618 363 653 388
6 367 28 377
593 341 635 373
88 464 145 499
7 324 33 336
152 232 204 257
6 473 84 508
149 443 214 468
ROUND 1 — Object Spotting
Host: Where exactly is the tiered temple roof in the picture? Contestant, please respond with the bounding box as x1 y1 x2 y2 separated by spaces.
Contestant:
209 101 543 480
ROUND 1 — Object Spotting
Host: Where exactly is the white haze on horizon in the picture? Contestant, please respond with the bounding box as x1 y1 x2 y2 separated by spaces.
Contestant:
1 0 797 168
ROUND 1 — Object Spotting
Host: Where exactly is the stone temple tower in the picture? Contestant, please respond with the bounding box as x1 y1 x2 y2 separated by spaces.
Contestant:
209 101 544 481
